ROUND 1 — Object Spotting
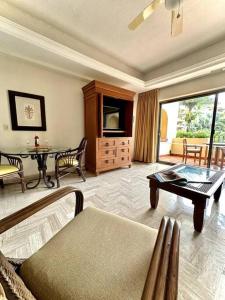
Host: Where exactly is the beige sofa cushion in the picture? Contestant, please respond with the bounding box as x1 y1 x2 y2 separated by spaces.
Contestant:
20 207 157 300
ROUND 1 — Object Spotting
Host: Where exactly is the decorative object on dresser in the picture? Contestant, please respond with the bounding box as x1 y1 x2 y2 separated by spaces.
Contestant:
8 90 46 131
82 80 135 175
55 138 87 187
0 153 25 193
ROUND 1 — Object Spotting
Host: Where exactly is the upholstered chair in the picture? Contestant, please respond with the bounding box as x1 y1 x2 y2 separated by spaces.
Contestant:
0 153 25 192
55 138 87 187
0 187 180 300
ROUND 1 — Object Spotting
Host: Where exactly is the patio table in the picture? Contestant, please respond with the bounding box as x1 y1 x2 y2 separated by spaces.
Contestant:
206 143 225 165
0 147 71 189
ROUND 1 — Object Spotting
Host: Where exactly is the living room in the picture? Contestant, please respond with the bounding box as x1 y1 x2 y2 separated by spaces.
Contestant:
0 0 224 299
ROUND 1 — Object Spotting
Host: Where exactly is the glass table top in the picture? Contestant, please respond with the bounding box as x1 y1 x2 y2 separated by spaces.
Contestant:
174 165 216 182
0 146 72 156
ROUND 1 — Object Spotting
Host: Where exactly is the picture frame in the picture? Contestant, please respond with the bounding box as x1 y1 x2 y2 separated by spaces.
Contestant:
8 90 47 131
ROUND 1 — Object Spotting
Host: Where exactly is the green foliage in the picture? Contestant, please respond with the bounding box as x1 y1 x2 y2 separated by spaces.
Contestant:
194 130 210 138
174 95 225 141
176 130 210 138
176 131 193 138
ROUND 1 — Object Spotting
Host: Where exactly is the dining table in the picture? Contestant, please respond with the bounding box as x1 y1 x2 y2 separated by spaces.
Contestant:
0 146 71 189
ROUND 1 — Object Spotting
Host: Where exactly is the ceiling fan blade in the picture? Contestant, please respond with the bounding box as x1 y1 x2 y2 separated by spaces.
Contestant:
171 5 183 37
128 0 163 31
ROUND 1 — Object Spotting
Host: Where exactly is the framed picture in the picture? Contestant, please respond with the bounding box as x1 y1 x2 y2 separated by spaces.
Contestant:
8 90 46 131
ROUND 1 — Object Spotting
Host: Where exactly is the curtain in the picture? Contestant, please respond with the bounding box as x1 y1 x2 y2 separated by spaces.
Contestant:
134 89 159 163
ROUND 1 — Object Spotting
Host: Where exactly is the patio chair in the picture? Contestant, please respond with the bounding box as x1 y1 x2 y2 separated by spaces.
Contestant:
0 153 25 192
220 147 225 170
183 138 203 166
55 138 87 187
0 187 180 300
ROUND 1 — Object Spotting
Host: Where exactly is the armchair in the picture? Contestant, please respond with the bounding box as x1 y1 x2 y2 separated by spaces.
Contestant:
0 187 180 300
55 138 87 187
0 153 25 192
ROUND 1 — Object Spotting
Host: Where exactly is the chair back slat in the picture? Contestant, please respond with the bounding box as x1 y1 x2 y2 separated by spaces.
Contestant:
76 138 88 163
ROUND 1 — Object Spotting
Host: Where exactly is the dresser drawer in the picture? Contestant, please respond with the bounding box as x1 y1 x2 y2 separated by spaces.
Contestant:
98 139 116 149
116 156 131 165
99 158 115 169
117 147 130 157
116 138 131 147
100 148 116 158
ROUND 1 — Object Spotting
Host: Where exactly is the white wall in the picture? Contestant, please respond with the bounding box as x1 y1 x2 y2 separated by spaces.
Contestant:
159 71 225 101
159 102 179 156
0 53 87 175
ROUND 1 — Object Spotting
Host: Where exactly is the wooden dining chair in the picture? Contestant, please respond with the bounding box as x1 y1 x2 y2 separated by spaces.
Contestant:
55 138 87 187
0 153 25 192
183 138 203 166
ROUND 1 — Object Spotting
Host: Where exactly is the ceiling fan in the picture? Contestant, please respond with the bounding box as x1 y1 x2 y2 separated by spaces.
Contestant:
128 0 183 37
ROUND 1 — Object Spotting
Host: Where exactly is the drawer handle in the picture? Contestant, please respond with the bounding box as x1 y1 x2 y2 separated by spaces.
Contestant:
122 142 125 145
121 149 125 152
105 160 109 163
105 150 109 154
121 157 124 160
105 142 109 146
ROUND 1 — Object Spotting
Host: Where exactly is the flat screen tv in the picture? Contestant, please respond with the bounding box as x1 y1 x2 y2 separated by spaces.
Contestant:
103 105 123 130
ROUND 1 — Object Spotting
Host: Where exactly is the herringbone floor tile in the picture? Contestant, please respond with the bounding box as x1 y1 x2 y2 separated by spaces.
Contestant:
0 162 225 299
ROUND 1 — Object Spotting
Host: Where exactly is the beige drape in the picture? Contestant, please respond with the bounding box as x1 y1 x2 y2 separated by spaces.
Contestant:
134 89 159 163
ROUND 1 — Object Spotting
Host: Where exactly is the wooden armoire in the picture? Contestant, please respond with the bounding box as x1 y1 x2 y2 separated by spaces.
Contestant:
82 80 135 175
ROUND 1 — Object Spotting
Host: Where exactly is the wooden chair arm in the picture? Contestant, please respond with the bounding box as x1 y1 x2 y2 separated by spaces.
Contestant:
142 217 180 300
55 149 83 160
0 186 83 234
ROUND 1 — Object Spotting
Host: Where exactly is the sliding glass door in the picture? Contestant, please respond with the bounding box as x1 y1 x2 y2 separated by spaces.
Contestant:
157 90 225 170
209 92 225 168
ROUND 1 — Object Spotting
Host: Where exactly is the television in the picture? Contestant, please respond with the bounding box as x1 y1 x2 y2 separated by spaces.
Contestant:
103 99 124 131
103 105 120 130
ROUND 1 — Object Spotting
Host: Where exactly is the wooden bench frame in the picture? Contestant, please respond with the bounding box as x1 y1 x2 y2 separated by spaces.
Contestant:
0 187 180 300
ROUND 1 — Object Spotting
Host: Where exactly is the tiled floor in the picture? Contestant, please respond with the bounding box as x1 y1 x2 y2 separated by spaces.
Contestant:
0 162 225 299
159 155 223 170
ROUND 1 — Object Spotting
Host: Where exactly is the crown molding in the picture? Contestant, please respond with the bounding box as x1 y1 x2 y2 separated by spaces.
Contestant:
145 52 225 89
0 16 144 88
0 16 225 91
0 48 93 82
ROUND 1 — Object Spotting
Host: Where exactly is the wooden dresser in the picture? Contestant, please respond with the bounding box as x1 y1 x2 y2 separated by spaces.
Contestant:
82 80 135 175
97 137 132 172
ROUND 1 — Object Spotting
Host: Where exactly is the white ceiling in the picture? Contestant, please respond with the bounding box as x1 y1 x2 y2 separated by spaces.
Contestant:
4 0 225 74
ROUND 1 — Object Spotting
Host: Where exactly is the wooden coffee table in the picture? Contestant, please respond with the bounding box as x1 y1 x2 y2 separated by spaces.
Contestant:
147 164 225 232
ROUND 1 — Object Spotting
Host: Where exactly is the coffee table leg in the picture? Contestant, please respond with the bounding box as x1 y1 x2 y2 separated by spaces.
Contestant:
150 180 159 208
193 201 206 232
214 184 223 203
